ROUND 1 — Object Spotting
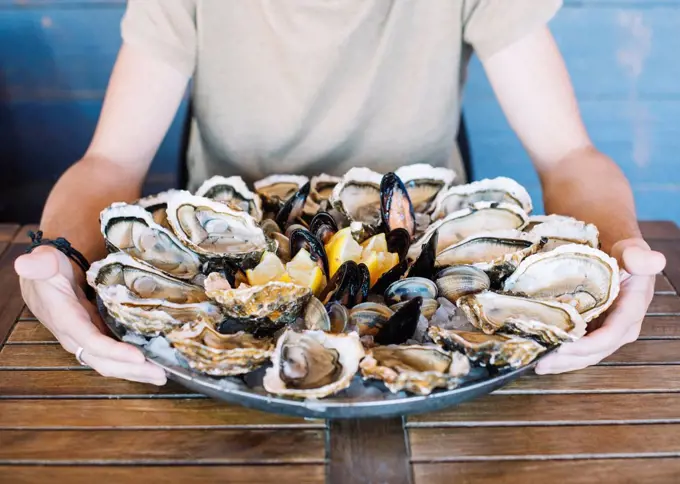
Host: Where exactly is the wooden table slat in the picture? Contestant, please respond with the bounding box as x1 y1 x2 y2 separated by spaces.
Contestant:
600 339 680 364
12 225 39 244
413 459 680 484
0 244 33 347
0 224 20 243
648 294 680 314
656 273 677 293
0 429 326 464
409 424 680 461
5 321 56 343
651 239 680 294
640 221 680 241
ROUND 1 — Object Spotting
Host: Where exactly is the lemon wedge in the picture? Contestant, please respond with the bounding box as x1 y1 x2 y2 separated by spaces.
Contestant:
286 249 326 295
325 227 363 277
246 251 286 286
360 233 388 258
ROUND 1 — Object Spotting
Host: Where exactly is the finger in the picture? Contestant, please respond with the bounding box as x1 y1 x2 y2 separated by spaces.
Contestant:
14 249 60 281
622 246 666 276
75 327 146 364
82 352 167 385
535 351 606 375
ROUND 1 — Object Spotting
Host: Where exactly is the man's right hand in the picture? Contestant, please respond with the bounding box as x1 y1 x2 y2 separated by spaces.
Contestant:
14 246 167 385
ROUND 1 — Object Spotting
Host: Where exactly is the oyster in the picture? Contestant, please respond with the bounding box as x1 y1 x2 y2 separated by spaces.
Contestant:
330 167 384 229
502 244 620 322
394 164 456 213
136 189 183 230
435 265 490 304
254 174 309 211
194 175 263 221
166 192 271 265
207 281 312 336
87 252 207 304
98 284 222 336
360 345 470 395
100 203 203 282
435 230 545 282
430 177 532 220
458 291 587 346
527 215 599 252
167 322 274 376
263 329 365 399
408 202 529 261
304 174 342 215
428 327 546 368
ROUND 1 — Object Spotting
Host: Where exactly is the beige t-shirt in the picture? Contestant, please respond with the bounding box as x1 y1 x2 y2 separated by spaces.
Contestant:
121 0 562 190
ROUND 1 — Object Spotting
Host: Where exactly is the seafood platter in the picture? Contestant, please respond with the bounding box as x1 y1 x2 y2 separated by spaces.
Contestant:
90 164 621 418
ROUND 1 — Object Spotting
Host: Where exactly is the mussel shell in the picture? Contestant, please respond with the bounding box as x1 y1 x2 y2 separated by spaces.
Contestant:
318 260 361 308
289 228 329 276
386 228 411 262
374 296 423 345
435 265 490 304
370 259 409 296
384 277 438 305
356 263 371 306
310 212 338 245
407 229 438 280
391 297 439 321
380 172 416 237
276 182 311 231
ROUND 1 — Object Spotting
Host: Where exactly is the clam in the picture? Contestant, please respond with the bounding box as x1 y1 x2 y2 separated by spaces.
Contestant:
100 203 203 282
428 326 546 369
502 244 620 322
254 174 309 212
360 345 470 395
263 329 365 399
394 164 456 214
380 172 416 238
350 302 395 337
301 297 350 333
194 175 263 221
430 176 533 220
166 191 272 266
330 167 384 230
527 215 600 252
87 252 207 304
135 189 183 230
458 291 587 346
167 322 274 376
384 277 438 305
435 265 490 304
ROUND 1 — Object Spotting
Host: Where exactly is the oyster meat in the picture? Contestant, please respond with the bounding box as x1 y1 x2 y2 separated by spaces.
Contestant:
167 322 274 376
527 215 599 252
502 244 620 322
195 175 263 221
458 291 587 346
430 176 532 220
263 329 365 398
428 326 546 369
330 167 384 229
100 203 203 282
98 284 222 336
136 189 183 230
166 191 271 264
360 345 470 395
254 174 309 211
87 252 207 304
305 174 341 215
394 164 456 214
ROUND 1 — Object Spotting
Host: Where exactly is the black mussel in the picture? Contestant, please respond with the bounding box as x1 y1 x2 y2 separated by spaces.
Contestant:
276 181 311 231
202 259 249 286
217 316 276 338
310 211 339 245
407 229 438 279
374 296 423 345
355 263 371 306
371 259 409 296
285 223 308 239
289 228 329 276
380 172 416 238
318 260 361 308
386 228 411 262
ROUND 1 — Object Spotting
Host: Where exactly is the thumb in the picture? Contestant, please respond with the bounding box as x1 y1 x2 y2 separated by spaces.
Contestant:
611 238 666 276
14 248 61 281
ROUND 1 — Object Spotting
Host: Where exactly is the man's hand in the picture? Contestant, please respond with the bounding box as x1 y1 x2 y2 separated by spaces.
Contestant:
535 238 666 374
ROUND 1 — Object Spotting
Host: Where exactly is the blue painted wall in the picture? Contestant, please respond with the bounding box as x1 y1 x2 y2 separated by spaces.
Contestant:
1 0 678 224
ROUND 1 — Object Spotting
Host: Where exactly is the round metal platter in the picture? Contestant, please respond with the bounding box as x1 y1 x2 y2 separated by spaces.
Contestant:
99 298 549 420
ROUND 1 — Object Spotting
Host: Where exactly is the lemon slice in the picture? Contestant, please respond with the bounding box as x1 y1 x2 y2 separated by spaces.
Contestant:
360 250 399 286
246 251 286 286
286 249 326 295
325 227 363 277
360 233 388 259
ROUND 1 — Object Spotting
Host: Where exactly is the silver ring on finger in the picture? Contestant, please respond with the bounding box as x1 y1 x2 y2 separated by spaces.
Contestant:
75 347 88 366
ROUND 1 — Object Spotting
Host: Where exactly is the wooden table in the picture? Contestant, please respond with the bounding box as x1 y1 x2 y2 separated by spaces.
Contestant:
1 222 680 483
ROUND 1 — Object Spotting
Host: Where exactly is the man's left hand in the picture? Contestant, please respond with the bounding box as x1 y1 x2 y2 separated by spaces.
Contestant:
535 238 667 374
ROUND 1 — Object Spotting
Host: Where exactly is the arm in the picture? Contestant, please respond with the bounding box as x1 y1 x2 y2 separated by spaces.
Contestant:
480 26 666 373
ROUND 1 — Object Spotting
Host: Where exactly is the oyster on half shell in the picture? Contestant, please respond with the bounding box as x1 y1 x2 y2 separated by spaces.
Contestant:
195 175 263 221
527 215 599 252
502 244 620 322
263 329 365 399
393 164 456 214
167 322 274 376
359 344 470 395
254 174 309 211
330 167 384 229
136 189 183 230
457 291 587 346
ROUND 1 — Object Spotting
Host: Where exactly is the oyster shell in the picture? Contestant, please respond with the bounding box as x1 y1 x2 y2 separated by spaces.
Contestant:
194 175 263 221
330 167 384 229
87 252 207 304
166 192 271 265
254 174 309 210
263 329 365 399
502 244 620 322
408 202 529 260
527 215 599 252
207 281 312 336
136 189 183 230
435 230 545 282
100 203 203 282
167 322 274 376
360 345 470 395
431 177 532 220
98 284 222 336
304 174 342 215
457 291 587 346
394 164 456 214
428 326 546 368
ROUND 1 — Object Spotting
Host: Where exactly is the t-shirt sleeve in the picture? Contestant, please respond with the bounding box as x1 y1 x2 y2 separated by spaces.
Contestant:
462 0 562 60
120 0 197 76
